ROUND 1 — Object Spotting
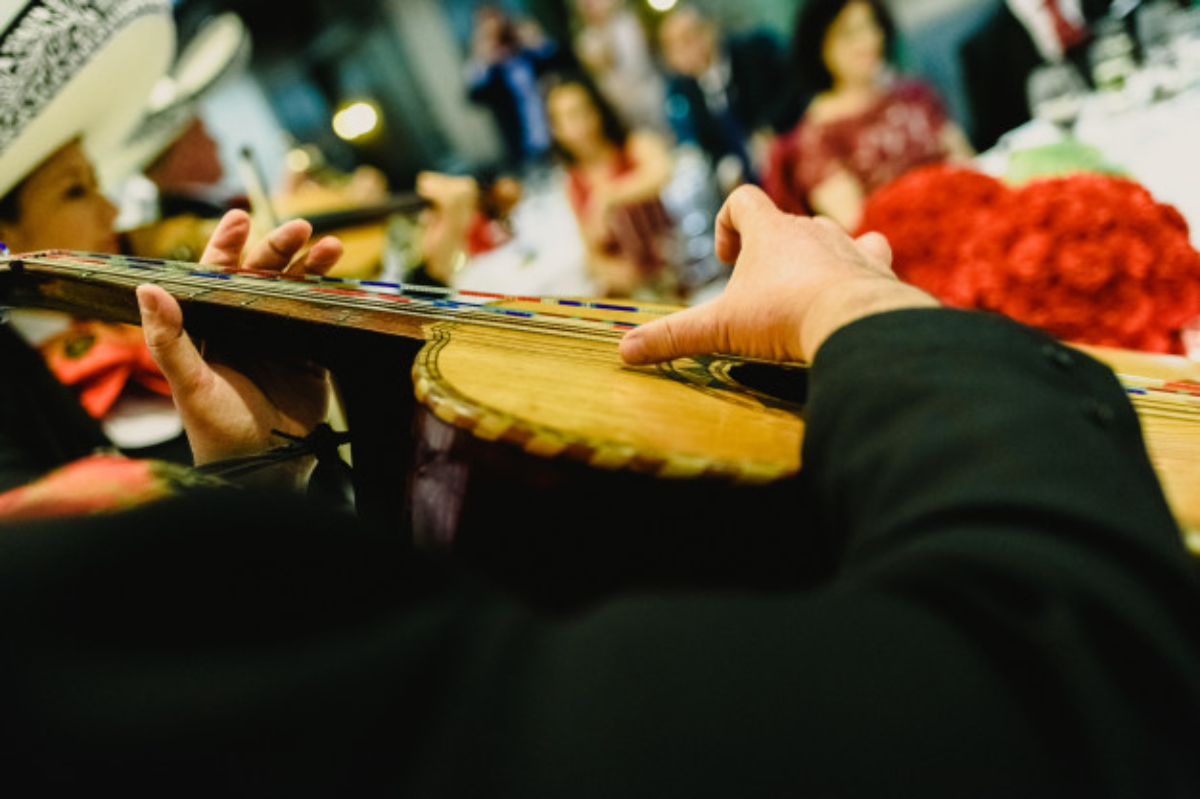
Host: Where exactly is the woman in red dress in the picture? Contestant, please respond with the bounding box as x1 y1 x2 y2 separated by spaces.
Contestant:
545 73 679 300
764 0 974 231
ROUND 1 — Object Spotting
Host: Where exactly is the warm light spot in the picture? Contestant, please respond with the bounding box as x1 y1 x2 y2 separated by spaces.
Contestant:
647 0 677 12
285 147 312 173
332 101 381 141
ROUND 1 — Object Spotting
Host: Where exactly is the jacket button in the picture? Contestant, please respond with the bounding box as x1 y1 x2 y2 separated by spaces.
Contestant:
1042 343 1074 369
1082 398 1116 426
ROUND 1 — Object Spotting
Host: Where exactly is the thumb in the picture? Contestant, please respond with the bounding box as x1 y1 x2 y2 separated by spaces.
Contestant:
137 284 207 392
619 303 723 365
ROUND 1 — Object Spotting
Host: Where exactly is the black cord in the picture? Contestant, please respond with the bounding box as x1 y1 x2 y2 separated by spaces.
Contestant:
193 424 355 510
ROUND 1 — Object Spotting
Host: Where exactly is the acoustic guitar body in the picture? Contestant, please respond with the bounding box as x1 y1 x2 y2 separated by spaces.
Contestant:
405 303 828 606
6 251 1193 607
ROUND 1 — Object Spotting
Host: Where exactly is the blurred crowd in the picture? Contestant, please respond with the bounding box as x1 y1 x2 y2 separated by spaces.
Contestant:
8 0 1199 320
444 0 1199 304
444 0 964 303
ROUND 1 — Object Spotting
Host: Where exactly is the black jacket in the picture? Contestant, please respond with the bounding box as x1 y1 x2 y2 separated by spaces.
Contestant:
665 30 801 173
2 309 1199 797
960 0 1119 151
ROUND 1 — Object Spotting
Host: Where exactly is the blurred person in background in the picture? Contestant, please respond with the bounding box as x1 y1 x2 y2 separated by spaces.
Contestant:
960 0 1133 152
465 4 568 171
104 10 254 259
572 0 670 134
658 4 798 194
546 72 680 300
411 168 593 298
141 115 232 220
763 0 973 231
114 112 240 262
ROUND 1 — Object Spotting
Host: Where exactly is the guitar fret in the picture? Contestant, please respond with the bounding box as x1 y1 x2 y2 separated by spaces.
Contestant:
5 250 645 342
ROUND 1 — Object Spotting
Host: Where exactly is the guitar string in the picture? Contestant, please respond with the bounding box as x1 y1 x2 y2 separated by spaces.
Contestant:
47 259 634 343
1121 373 1200 423
20 252 643 325
6 255 683 373
16 251 653 345
90 250 668 331
23 254 1193 394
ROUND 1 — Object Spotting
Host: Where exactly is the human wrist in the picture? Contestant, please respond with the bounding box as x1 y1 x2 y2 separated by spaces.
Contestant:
800 277 939 361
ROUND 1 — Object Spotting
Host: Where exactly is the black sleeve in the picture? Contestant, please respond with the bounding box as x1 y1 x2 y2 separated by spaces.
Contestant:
462 309 1200 799
2 310 1199 799
0 489 486 797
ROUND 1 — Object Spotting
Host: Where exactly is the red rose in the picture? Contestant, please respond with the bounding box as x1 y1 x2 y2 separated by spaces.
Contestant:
858 166 1200 354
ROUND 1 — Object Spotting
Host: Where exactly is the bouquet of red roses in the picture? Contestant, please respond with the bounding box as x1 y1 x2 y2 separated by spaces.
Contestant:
857 165 1200 354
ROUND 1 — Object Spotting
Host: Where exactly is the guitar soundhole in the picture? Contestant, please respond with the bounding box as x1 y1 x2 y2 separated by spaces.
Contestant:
726 362 808 405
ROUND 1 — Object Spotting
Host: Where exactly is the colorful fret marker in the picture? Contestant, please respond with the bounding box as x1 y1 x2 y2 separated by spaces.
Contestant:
17 250 661 337
1162 381 1200 397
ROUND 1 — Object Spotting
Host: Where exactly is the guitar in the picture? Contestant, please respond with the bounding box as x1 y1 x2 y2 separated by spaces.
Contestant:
2 251 1196 588
0 250 817 599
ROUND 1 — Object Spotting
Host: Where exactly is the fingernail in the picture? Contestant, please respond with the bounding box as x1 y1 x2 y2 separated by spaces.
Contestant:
136 285 158 316
618 332 644 364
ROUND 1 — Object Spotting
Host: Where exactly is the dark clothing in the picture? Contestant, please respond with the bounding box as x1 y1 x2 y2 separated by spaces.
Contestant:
665 30 799 180
0 321 108 492
157 188 247 220
466 42 567 170
959 0 1119 151
2 309 1199 797
0 320 190 488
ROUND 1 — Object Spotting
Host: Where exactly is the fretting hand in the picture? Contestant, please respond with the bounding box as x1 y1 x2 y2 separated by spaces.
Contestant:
136 209 344 486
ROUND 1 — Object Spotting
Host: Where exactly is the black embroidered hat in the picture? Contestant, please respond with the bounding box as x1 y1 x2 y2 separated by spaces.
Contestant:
0 0 175 199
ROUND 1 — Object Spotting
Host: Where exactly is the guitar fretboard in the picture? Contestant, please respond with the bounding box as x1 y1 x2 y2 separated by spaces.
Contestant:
2 250 677 344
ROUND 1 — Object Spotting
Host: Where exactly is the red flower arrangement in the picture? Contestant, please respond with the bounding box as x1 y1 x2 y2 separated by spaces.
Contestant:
856 164 1200 354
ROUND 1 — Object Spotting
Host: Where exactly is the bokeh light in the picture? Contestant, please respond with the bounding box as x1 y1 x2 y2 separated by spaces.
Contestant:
332 100 381 142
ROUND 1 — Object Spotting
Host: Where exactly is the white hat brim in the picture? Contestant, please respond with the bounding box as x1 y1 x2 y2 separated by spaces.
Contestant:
97 11 250 189
0 0 176 199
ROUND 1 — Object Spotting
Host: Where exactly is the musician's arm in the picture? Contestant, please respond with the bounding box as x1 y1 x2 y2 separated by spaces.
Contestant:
494 308 1198 797
3 188 1197 797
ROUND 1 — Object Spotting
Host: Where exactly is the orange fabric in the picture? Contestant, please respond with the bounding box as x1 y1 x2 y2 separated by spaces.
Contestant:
0 454 173 521
38 320 170 418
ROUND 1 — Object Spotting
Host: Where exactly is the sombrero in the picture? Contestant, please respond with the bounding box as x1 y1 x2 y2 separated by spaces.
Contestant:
97 10 251 190
0 0 175 200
